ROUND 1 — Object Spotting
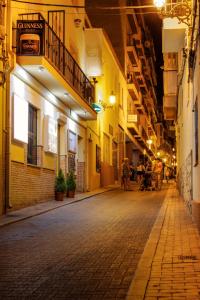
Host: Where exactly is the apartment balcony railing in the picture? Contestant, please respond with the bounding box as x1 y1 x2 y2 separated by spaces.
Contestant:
16 13 95 108
127 71 140 94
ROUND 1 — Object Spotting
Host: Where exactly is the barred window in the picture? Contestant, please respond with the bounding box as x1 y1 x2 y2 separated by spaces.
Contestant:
27 104 37 165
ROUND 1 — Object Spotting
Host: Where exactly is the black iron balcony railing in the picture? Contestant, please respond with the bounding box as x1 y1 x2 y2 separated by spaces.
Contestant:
17 13 95 106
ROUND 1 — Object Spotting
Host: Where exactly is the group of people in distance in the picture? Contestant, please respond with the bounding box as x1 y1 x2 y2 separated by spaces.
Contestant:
121 157 169 191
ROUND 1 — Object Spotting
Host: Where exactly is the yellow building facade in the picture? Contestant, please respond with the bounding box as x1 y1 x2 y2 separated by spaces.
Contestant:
0 0 161 214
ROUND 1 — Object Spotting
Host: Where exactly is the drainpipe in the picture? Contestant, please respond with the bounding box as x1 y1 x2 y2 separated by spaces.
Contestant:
4 0 14 212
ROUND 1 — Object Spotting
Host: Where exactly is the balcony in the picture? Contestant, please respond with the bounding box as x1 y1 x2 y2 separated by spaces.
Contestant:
162 17 188 52
164 53 178 71
127 71 142 103
126 35 142 73
163 69 177 120
127 112 140 137
15 13 96 120
163 95 177 120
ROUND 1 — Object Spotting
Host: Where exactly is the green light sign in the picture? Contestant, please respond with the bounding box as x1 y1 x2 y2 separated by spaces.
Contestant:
92 103 102 113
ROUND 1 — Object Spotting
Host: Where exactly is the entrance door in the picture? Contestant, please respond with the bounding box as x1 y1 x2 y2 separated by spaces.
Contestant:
77 136 85 192
88 139 93 191
112 141 118 181
57 124 61 171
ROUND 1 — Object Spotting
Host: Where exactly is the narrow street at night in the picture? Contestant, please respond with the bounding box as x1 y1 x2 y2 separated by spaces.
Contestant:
0 187 167 299
1 0 200 299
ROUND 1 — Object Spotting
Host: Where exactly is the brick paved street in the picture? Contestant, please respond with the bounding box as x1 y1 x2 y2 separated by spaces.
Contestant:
0 187 167 299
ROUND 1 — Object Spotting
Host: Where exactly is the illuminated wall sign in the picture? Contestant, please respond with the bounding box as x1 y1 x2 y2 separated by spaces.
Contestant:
127 114 138 123
13 94 28 143
92 103 102 113
44 115 58 154
16 20 45 55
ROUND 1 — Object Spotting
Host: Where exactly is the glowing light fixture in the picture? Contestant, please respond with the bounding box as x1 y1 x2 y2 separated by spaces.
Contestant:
109 91 116 105
153 0 191 26
157 151 161 157
153 0 165 8
147 138 153 149
99 91 116 110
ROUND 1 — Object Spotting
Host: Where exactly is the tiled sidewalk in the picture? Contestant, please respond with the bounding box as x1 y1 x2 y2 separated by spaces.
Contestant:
127 185 200 300
0 184 120 227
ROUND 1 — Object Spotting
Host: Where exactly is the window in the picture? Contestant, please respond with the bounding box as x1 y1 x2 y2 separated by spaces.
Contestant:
27 104 37 165
194 98 198 166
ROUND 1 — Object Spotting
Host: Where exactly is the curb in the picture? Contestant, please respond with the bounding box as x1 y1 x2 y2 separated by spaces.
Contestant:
0 186 119 228
126 188 171 300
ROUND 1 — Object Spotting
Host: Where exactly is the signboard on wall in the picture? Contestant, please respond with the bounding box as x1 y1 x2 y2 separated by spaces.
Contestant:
17 20 45 55
127 114 138 123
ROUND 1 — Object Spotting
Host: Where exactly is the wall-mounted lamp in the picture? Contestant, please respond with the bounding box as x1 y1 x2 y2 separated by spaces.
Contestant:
74 18 82 28
99 91 116 110
147 138 153 149
92 77 98 85
109 91 116 105
157 151 161 157
153 0 191 26
153 0 165 8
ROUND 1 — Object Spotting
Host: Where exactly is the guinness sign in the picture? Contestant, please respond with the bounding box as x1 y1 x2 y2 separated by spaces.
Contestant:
17 20 45 56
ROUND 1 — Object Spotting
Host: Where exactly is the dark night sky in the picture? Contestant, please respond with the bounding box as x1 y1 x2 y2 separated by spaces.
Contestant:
142 3 163 107
86 0 163 107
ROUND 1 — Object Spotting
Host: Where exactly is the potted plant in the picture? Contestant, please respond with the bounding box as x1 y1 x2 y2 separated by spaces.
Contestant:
55 169 66 201
66 171 76 198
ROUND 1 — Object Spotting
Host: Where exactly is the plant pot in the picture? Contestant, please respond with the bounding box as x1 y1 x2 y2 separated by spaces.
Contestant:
55 191 64 201
67 190 75 198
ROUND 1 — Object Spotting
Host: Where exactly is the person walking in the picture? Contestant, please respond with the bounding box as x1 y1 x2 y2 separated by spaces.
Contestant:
122 158 130 191
153 158 163 190
165 167 170 183
137 161 145 187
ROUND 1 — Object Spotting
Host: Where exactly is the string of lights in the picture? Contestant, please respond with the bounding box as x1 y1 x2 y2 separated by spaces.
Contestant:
11 6 159 15
11 0 180 10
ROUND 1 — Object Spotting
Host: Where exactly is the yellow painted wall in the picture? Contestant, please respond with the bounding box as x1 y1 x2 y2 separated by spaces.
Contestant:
11 143 25 163
86 29 129 188
11 0 86 72
43 153 56 170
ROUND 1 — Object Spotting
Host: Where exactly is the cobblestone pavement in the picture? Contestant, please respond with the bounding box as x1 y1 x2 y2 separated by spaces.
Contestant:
127 186 200 300
0 187 167 299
